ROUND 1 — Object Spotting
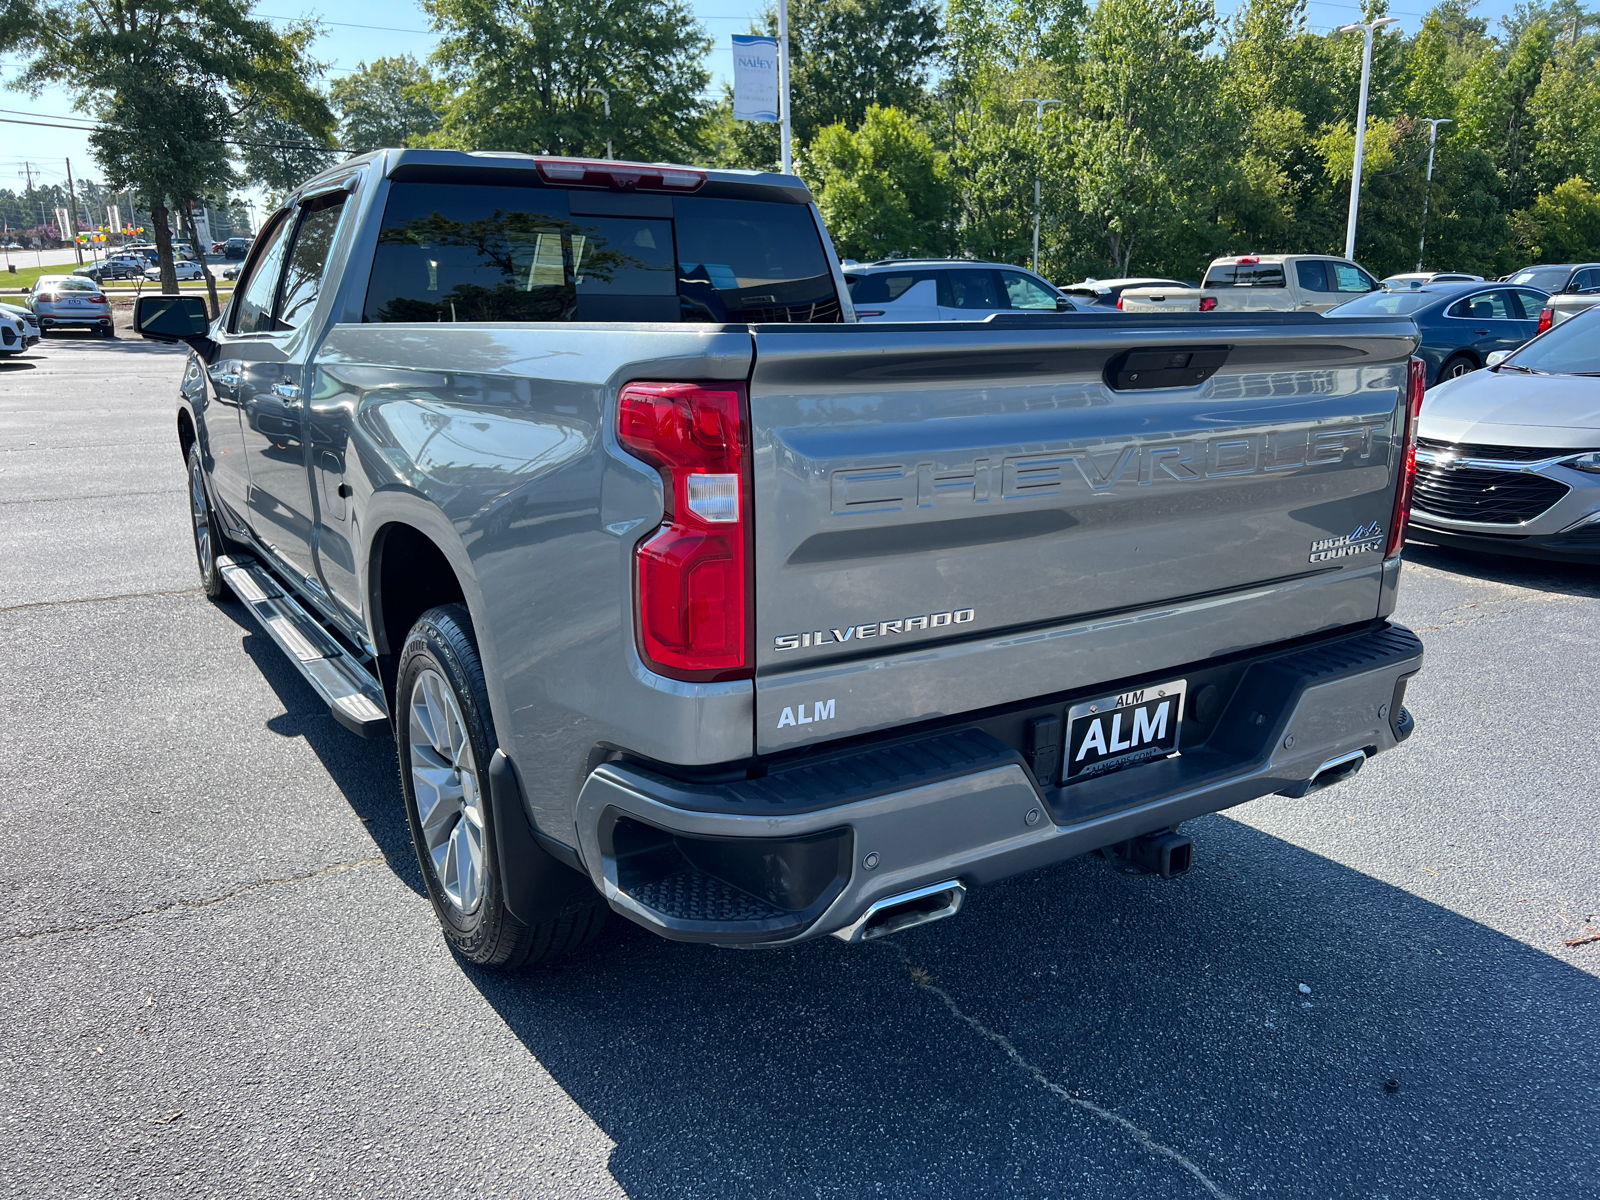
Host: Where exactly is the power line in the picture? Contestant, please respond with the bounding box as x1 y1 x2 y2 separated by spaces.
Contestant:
256 12 433 34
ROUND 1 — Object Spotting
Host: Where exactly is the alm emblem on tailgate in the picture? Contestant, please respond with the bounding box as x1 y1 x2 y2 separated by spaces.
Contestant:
1309 521 1383 562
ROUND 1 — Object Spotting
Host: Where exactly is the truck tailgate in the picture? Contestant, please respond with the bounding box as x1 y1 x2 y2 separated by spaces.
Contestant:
748 315 1418 752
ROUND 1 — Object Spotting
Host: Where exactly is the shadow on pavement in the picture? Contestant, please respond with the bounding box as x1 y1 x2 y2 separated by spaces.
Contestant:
465 814 1600 1199
211 595 425 898
0 360 38 371
1404 542 1600 599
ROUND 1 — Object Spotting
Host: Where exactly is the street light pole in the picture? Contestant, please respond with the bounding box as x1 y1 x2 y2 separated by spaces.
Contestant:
777 0 793 173
585 87 613 160
1339 16 1399 261
1416 117 1452 271
1016 97 1063 274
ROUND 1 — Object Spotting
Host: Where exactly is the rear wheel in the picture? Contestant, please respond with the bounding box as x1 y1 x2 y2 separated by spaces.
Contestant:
397 605 606 968
1440 353 1476 382
186 442 228 600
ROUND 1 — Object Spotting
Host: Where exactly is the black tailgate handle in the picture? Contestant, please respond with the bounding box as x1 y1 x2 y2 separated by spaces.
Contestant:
1104 345 1231 391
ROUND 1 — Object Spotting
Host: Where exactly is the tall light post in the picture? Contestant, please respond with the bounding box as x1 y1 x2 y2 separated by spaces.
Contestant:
1016 97 1063 274
1339 15 1399 261
777 0 793 173
585 87 614 160
1416 117 1452 271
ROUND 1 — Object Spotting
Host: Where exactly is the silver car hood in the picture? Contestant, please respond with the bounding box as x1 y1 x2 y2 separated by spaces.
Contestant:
1419 369 1600 448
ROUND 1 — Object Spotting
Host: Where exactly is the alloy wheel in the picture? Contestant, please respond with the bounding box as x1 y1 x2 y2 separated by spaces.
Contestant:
188 459 212 580
408 668 486 914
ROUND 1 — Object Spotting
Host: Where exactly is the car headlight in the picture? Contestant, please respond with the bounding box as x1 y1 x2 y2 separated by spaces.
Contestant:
1565 452 1600 473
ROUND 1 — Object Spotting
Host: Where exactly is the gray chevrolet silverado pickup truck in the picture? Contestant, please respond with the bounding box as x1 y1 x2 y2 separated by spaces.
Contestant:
136 149 1425 968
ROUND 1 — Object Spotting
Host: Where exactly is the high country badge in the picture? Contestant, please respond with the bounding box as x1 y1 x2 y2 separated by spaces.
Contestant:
1309 521 1384 562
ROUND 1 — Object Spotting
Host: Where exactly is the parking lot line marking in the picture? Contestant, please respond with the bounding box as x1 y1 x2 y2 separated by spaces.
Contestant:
890 944 1238 1200
7 855 384 943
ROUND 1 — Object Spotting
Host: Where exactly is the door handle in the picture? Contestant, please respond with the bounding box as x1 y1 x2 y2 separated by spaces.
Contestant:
271 382 302 403
215 372 243 389
1474 329 1490 335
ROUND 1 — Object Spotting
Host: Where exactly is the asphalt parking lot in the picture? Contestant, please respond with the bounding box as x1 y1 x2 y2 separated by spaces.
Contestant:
3 333 1597 1200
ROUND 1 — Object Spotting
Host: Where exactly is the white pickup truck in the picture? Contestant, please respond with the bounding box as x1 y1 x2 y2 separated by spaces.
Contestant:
1118 254 1381 314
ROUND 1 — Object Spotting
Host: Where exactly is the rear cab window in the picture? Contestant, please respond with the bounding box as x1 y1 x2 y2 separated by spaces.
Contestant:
363 179 841 324
1204 261 1286 287
1295 261 1330 292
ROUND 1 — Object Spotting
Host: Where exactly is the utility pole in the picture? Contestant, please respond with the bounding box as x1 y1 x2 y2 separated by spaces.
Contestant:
777 0 792 173
585 87 614 159
64 157 83 265
1339 16 1399 261
1016 98 1063 274
1416 118 1452 271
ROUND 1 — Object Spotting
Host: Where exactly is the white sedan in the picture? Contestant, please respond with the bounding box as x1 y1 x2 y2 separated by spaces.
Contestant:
144 260 206 282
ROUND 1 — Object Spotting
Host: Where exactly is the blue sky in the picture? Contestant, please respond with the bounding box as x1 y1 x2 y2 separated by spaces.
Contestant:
0 0 1529 212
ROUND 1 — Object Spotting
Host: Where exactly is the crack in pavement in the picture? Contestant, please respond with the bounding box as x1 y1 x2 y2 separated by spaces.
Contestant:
0 587 204 614
0 488 184 507
6 856 386 943
889 944 1238 1200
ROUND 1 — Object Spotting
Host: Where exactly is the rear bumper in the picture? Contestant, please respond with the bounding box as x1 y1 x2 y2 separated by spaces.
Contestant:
571 622 1423 947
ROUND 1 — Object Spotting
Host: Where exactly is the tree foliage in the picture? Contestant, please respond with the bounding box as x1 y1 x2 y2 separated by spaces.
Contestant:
802 105 953 259
331 55 443 152
421 0 711 162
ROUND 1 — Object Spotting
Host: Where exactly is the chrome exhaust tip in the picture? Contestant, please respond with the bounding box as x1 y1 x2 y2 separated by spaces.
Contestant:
832 880 966 944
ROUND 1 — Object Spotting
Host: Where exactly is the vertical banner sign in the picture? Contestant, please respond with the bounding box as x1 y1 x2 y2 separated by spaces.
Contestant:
732 34 779 123
191 206 212 249
55 207 72 240
107 206 120 239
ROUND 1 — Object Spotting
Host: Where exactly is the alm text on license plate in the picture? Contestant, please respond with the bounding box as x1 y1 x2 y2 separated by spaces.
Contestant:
1064 679 1186 783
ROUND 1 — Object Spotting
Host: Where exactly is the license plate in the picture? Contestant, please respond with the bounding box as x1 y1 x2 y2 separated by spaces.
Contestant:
1064 679 1186 783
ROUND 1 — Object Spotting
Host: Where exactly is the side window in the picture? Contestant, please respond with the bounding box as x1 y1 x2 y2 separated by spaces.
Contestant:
850 270 940 304
231 215 295 334
1295 260 1330 292
1449 291 1514 319
1512 290 1548 319
1570 268 1600 293
276 194 350 330
1000 270 1060 310
1332 262 1377 292
945 269 1002 309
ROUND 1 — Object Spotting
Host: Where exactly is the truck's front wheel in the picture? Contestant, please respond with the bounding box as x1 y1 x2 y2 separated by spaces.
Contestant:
396 605 605 968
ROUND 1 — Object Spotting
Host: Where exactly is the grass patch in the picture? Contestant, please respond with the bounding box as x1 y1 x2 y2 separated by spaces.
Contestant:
0 259 233 297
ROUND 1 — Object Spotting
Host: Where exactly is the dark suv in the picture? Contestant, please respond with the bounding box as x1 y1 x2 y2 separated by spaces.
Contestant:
1503 263 1600 294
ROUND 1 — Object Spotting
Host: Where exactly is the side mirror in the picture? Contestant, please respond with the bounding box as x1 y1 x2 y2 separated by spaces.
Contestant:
134 293 211 345
1055 297 1075 312
1485 350 1510 369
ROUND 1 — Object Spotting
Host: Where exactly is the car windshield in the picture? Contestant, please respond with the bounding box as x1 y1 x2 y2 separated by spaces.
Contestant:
1326 290 1434 315
1501 308 1600 374
48 278 99 292
1508 266 1570 291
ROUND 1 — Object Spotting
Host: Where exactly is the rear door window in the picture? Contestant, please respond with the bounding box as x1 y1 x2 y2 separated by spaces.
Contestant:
363 183 839 324
1295 260 1330 292
276 194 350 330
1204 262 1286 287
944 269 1003 309
1447 290 1515 320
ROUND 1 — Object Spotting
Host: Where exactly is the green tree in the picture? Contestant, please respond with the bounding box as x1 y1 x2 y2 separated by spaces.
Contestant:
1457 18 1556 210
801 105 953 259
1526 35 1600 194
237 107 340 202
1513 174 1600 259
331 54 443 151
422 0 711 162
1 0 331 295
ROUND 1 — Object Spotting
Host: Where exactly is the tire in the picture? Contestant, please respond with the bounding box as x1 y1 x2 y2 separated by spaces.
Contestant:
1440 354 1476 382
396 605 606 968
185 442 229 600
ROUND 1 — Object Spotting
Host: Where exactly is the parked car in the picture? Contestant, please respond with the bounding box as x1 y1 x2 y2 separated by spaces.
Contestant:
843 259 1075 320
1118 254 1381 313
224 237 252 260
1326 281 1548 386
1540 290 1600 328
1380 271 1483 290
146 260 206 282
1057 276 1197 309
75 256 148 282
211 241 227 254
221 263 242 280
133 149 1425 969
0 306 28 356
1408 306 1600 561
24 274 114 336
0 301 42 348
1501 262 1600 294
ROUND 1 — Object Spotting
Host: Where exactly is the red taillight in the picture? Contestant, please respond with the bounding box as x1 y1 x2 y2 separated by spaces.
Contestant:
1537 307 1553 334
536 158 705 192
1116 297 1124 309
1198 296 1218 312
1385 356 1426 560
617 382 751 680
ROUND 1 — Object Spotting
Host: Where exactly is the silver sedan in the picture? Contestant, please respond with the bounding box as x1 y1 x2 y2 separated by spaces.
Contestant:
1409 306 1600 561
